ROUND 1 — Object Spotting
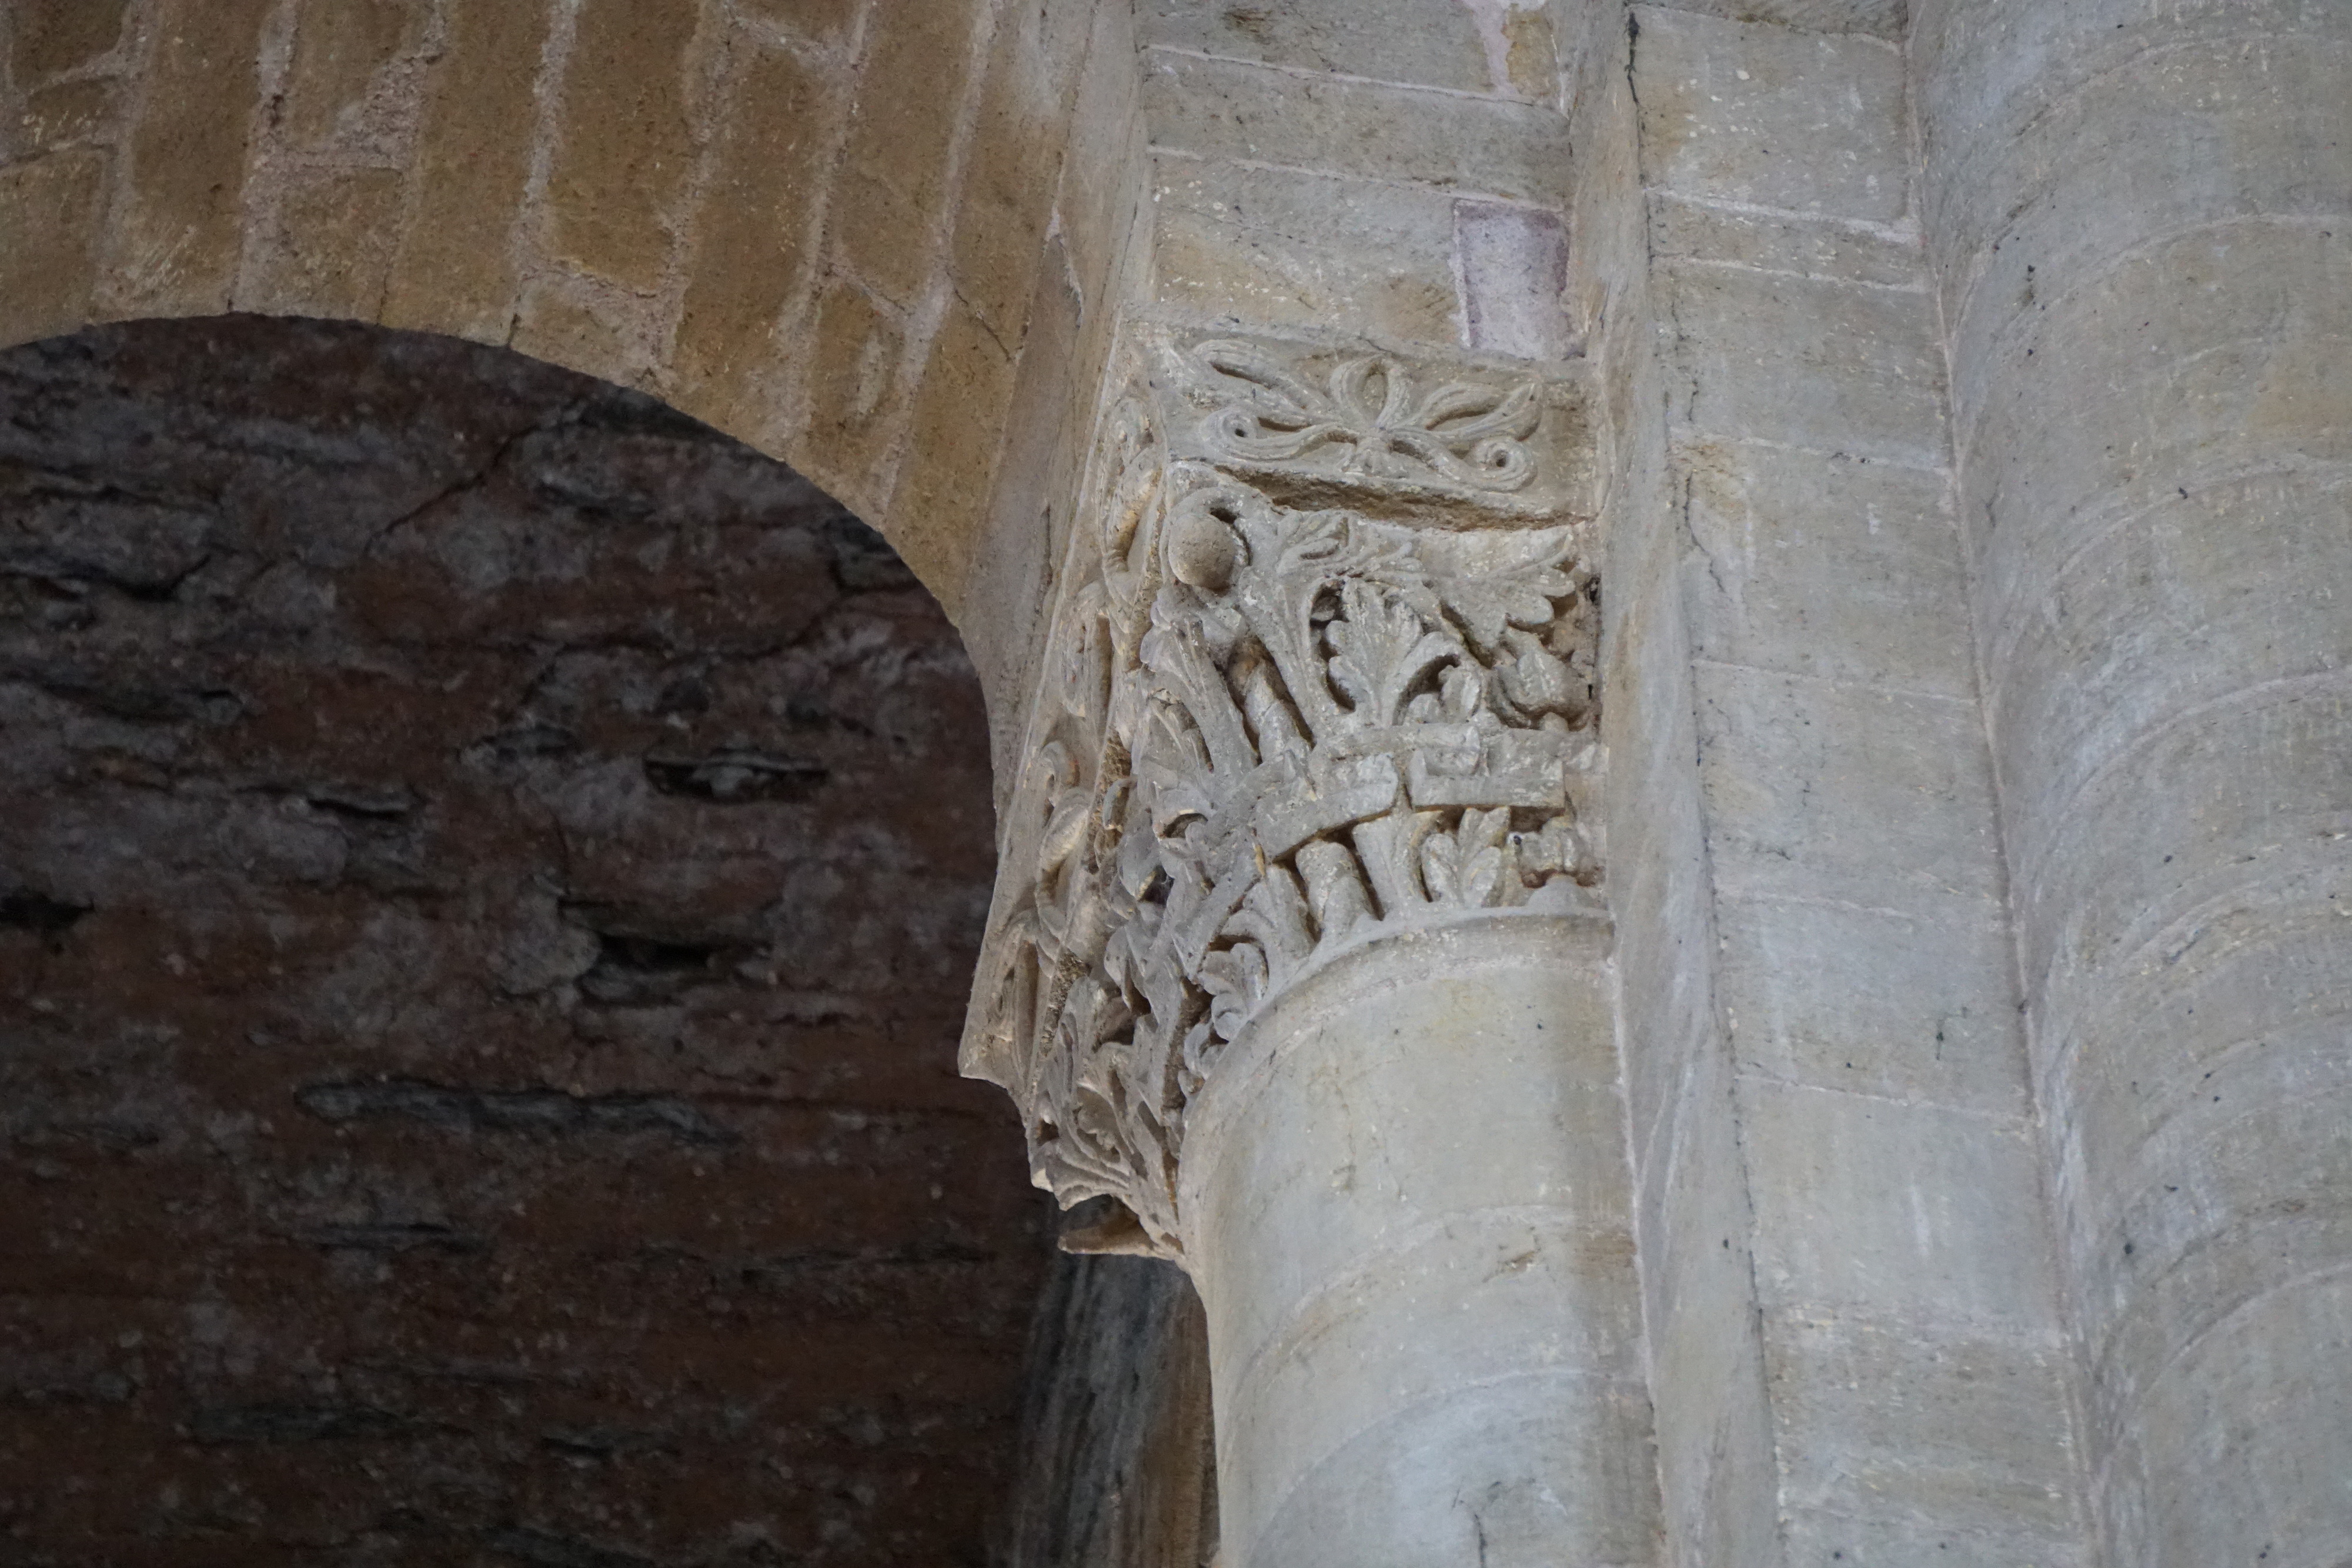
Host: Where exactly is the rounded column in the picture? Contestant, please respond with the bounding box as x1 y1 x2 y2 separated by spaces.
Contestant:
1177 917 1651 1568
1916 2 2352 1559
963 330 1656 1568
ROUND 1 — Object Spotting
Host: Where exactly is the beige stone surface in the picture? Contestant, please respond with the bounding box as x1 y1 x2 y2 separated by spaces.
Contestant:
379 0 550 340
1149 156 1465 346
282 0 425 152
0 149 106 345
1144 49 1573 205
883 296 1017 607
8 0 132 85
830 0 983 312
737 0 863 48
1713 890 2027 1116
1634 6 1909 219
671 41 839 423
509 272 659 389
1182 929 1656 1567
1642 0 1906 40
1656 260 1947 467
15 77 117 154
245 163 405 319
1920 0 2352 1556
1139 0 1502 97
947 1 1084 352
544 0 702 292
1677 436 1972 695
97 0 272 319
794 275 913 512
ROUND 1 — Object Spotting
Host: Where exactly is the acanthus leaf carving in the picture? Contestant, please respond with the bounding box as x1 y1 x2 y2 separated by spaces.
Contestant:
961 326 1605 1261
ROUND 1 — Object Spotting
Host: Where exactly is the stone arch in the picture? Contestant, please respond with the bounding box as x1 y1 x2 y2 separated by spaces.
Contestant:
0 0 1139 638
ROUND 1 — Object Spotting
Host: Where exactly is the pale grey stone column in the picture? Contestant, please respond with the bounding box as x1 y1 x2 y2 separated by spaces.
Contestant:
963 323 1658 1566
1178 918 1649 1566
1917 2 2352 1560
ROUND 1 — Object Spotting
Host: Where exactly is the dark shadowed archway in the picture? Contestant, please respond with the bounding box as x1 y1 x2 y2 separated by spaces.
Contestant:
0 316 1052 1566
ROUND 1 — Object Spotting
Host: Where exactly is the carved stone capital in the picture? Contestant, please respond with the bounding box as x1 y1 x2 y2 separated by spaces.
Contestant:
961 323 1605 1259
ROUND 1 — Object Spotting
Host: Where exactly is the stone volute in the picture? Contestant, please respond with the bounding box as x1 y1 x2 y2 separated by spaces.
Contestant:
963 322 1658 1567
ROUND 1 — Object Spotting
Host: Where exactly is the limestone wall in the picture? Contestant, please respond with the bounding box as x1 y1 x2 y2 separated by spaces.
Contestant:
1600 3 2094 1561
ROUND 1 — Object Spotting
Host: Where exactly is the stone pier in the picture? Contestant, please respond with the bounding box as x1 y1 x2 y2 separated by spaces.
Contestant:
959 325 1655 1567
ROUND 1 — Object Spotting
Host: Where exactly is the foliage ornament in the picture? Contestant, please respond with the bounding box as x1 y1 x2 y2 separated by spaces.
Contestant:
961 325 1603 1259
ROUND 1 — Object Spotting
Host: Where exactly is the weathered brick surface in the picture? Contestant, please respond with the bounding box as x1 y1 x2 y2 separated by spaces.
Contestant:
7 0 132 87
738 0 864 48
945 0 1092 352
0 151 106 347
510 271 662 389
887 296 1017 611
98 0 274 320
830 0 984 312
246 163 406 320
281 0 427 152
798 275 913 514
0 317 1049 1567
671 40 840 429
545 0 704 293
380 0 552 340
14 77 117 155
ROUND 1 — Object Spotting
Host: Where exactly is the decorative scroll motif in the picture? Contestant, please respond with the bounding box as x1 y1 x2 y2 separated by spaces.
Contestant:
1189 339 1542 494
1154 326 1596 523
961 327 1602 1259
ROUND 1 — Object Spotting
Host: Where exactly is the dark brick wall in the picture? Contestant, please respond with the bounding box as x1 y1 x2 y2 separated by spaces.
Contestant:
0 318 1049 1567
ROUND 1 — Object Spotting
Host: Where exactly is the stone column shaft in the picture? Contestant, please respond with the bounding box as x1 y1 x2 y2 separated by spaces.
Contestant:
1181 920 1649 1566
1918 1 2352 1559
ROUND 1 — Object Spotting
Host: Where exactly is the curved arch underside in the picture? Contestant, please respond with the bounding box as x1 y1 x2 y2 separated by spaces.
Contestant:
0 0 1134 626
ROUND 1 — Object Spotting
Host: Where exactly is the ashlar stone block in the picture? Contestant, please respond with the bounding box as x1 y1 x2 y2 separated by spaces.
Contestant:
1692 662 2003 911
282 0 426 153
99 0 273 320
1656 260 1947 466
1143 50 1572 206
671 41 839 424
1715 890 2027 1117
381 0 550 340
544 0 701 293
0 150 106 346
1676 436 1971 697
245 164 406 320
1742 1075 2057 1331
1763 1312 2083 1552
1140 0 1511 99
1150 156 1465 348
831 0 984 311
7 0 131 86
1632 5 1910 220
